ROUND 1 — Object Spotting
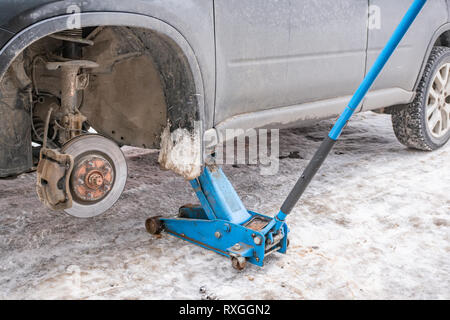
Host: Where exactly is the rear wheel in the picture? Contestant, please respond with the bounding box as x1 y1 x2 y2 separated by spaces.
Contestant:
392 46 450 150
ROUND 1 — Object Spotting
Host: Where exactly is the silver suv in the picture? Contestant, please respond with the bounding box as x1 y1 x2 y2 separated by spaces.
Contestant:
0 1 449 217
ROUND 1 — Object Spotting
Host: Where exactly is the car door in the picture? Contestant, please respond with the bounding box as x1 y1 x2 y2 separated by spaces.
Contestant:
213 0 369 125
363 0 448 110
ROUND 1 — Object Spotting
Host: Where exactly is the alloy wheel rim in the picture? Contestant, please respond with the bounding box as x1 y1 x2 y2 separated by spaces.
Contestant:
426 63 450 138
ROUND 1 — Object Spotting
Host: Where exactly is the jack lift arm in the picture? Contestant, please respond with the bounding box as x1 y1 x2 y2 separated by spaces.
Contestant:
146 0 428 270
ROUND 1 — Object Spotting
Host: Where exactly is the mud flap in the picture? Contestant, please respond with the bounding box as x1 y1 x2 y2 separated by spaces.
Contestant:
36 148 74 211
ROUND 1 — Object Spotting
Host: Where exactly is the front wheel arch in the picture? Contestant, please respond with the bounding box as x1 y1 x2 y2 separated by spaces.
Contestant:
0 12 207 178
0 12 206 137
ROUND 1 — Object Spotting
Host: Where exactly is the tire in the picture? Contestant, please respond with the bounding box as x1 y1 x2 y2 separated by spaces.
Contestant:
392 46 450 151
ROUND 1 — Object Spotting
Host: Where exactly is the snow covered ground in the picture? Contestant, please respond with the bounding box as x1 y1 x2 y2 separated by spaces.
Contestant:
0 112 448 299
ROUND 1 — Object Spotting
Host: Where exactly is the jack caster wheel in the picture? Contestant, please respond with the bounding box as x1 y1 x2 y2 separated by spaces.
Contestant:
145 217 163 235
61 134 127 218
231 256 247 271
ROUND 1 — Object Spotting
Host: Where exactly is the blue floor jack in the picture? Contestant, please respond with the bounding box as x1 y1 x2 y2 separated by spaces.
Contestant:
145 0 428 270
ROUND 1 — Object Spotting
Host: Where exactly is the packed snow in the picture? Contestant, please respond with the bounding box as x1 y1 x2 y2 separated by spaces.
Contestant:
0 112 448 299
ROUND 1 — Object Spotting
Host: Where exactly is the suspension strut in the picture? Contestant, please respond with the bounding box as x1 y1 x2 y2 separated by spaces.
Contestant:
45 29 98 144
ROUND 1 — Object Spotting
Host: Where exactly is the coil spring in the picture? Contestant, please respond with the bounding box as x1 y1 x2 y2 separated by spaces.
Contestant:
32 115 57 146
58 29 83 38
32 116 45 142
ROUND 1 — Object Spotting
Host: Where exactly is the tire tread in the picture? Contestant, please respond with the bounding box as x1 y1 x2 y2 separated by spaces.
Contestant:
392 46 450 151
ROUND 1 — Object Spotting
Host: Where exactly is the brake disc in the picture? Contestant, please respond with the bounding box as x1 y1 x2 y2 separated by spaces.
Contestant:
61 134 128 218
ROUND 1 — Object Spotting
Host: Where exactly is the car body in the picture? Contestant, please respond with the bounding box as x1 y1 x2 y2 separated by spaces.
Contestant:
0 1 449 214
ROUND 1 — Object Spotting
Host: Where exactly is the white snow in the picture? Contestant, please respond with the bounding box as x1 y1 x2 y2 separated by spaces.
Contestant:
158 122 202 181
0 112 448 299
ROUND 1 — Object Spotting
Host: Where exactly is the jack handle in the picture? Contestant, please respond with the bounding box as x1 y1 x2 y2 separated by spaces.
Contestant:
276 0 428 222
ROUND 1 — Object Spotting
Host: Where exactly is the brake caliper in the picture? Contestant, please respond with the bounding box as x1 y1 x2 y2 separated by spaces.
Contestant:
36 148 74 211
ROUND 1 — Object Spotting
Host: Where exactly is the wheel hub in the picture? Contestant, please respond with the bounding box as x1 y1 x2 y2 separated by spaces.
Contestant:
86 171 104 189
71 155 114 202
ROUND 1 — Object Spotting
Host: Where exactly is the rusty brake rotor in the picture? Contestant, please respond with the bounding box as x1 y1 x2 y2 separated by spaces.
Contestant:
61 134 127 218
